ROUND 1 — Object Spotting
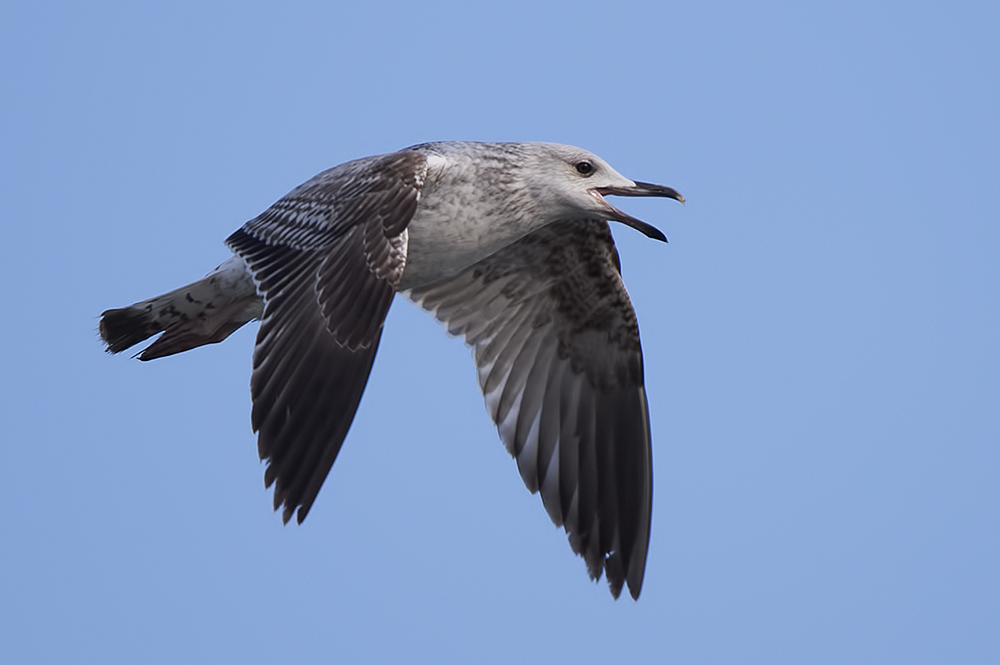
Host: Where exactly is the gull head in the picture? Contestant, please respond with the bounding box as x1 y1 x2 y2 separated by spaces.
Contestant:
524 143 685 242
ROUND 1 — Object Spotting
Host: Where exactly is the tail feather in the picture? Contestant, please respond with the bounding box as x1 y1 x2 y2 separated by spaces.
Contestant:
100 304 166 354
100 256 263 360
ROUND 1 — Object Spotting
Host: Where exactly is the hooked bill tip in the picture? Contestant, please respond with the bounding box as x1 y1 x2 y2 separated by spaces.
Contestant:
590 185 675 242
629 181 685 204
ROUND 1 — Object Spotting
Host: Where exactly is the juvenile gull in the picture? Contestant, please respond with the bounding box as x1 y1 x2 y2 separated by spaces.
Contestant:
99 141 684 599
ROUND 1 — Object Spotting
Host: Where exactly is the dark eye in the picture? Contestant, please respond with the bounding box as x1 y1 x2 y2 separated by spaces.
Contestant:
575 160 595 176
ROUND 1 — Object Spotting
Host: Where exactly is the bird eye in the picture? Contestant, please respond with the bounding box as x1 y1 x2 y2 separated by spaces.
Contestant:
575 160 595 176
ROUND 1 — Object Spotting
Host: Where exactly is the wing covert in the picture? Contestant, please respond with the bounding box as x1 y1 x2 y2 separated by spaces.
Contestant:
408 219 654 599
227 150 427 523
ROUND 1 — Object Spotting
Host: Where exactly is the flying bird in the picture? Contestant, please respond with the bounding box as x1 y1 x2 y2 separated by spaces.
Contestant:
99 141 684 599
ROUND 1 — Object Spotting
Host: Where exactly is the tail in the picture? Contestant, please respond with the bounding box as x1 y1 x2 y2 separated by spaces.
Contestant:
100 256 263 360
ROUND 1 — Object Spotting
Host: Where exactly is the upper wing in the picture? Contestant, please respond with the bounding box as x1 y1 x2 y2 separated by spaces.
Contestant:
227 151 427 524
407 219 654 599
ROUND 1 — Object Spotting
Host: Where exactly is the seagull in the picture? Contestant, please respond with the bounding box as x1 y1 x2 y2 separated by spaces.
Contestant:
99 141 684 599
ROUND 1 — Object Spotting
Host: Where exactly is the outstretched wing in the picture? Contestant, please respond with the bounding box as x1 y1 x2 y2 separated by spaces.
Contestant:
407 219 654 599
227 151 427 524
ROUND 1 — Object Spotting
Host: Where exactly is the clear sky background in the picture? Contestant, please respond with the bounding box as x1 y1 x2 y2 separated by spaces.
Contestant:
2 1 997 663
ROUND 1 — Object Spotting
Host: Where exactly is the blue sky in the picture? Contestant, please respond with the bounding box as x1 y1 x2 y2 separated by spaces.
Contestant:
2 1 998 663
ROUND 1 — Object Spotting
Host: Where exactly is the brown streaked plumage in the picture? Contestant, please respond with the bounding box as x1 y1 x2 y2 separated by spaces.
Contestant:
408 219 652 598
99 141 684 599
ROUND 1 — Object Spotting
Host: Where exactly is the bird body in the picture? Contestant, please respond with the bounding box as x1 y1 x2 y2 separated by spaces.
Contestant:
100 141 683 599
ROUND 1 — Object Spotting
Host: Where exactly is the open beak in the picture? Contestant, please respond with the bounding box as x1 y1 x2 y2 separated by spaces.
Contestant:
590 181 685 243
